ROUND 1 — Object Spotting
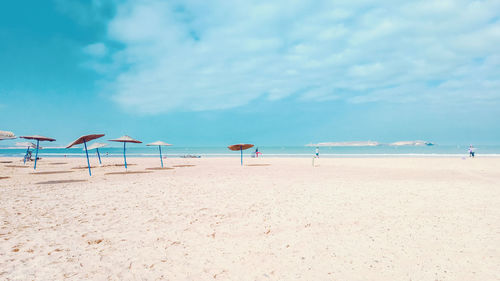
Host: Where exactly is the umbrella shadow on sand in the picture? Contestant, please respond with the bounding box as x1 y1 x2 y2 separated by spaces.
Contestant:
5 165 31 168
72 166 97 170
36 179 87 185
72 164 138 169
104 171 153 175
30 171 74 175
145 167 174 170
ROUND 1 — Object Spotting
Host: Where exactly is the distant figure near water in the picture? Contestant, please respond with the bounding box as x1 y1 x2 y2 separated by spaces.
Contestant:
24 151 32 162
315 147 319 158
468 145 475 158
254 147 262 158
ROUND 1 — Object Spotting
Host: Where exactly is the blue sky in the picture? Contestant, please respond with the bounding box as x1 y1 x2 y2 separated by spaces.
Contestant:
1 0 499 146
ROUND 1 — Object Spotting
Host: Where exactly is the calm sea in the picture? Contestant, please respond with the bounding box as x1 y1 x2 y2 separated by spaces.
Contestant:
1 145 499 158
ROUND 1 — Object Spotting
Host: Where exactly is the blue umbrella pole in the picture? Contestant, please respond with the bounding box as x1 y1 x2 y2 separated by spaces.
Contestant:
24 147 30 164
123 142 127 169
34 140 40 170
240 147 243 166
159 145 163 168
84 140 91 176
96 148 102 165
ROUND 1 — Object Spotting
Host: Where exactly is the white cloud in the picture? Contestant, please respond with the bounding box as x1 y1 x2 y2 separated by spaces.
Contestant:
87 0 500 113
83 42 108 57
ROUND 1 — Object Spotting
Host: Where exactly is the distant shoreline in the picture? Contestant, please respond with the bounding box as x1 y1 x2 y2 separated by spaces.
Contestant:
2 145 500 158
2 154 500 158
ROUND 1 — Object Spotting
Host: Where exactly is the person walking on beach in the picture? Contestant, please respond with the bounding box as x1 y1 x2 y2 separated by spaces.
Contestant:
315 147 319 158
468 145 475 158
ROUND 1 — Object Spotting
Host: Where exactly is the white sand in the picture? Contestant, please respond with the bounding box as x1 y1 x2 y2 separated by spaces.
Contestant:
1 156 499 280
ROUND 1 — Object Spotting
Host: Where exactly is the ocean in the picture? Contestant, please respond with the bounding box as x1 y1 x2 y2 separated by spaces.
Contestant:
1 145 499 158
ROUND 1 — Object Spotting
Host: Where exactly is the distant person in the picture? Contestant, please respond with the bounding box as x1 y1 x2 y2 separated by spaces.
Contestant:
255 147 261 158
468 145 475 158
315 147 319 158
26 151 32 162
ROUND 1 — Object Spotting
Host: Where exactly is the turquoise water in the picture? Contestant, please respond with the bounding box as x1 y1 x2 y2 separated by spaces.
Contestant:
1 145 499 158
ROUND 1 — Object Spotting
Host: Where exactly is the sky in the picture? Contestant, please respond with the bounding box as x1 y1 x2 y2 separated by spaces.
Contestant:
0 0 499 147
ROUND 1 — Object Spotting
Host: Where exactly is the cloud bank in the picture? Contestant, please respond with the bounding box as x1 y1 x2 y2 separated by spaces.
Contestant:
84 0 500 113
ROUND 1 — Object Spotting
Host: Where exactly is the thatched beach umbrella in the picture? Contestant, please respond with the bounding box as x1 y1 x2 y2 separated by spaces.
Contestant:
16 142 37 164
109 135 142 169
228 143 254 166
66 134 105 176
20 135 56 170
86 143 107 166
146 141 172 168
0 130 16 140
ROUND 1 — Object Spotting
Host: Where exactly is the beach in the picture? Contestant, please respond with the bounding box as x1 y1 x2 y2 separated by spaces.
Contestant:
0 156 499 280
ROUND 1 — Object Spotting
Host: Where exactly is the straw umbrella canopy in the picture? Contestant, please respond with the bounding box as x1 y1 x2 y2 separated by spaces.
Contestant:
16 142 37 164
85 143 107 166
146 141 172 168
109 135 142 169
66 134 105 176
228 143 254 166
20 135 56 170
0 130 16 140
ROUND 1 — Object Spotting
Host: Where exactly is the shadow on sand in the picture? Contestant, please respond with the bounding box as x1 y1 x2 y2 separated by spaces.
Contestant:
72 166 96 170
36 179 87 185
110 164 137 167
104 171 152 175
145 167 175 170
30 171 74 175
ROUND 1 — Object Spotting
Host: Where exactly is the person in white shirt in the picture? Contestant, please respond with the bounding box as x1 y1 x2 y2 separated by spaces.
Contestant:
468 145 475 158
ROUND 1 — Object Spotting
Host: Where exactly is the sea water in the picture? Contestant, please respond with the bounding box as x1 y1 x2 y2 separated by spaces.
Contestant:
1 145 499 158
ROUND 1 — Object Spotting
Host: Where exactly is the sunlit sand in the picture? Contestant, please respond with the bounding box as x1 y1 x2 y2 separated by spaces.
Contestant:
1 157 499 280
